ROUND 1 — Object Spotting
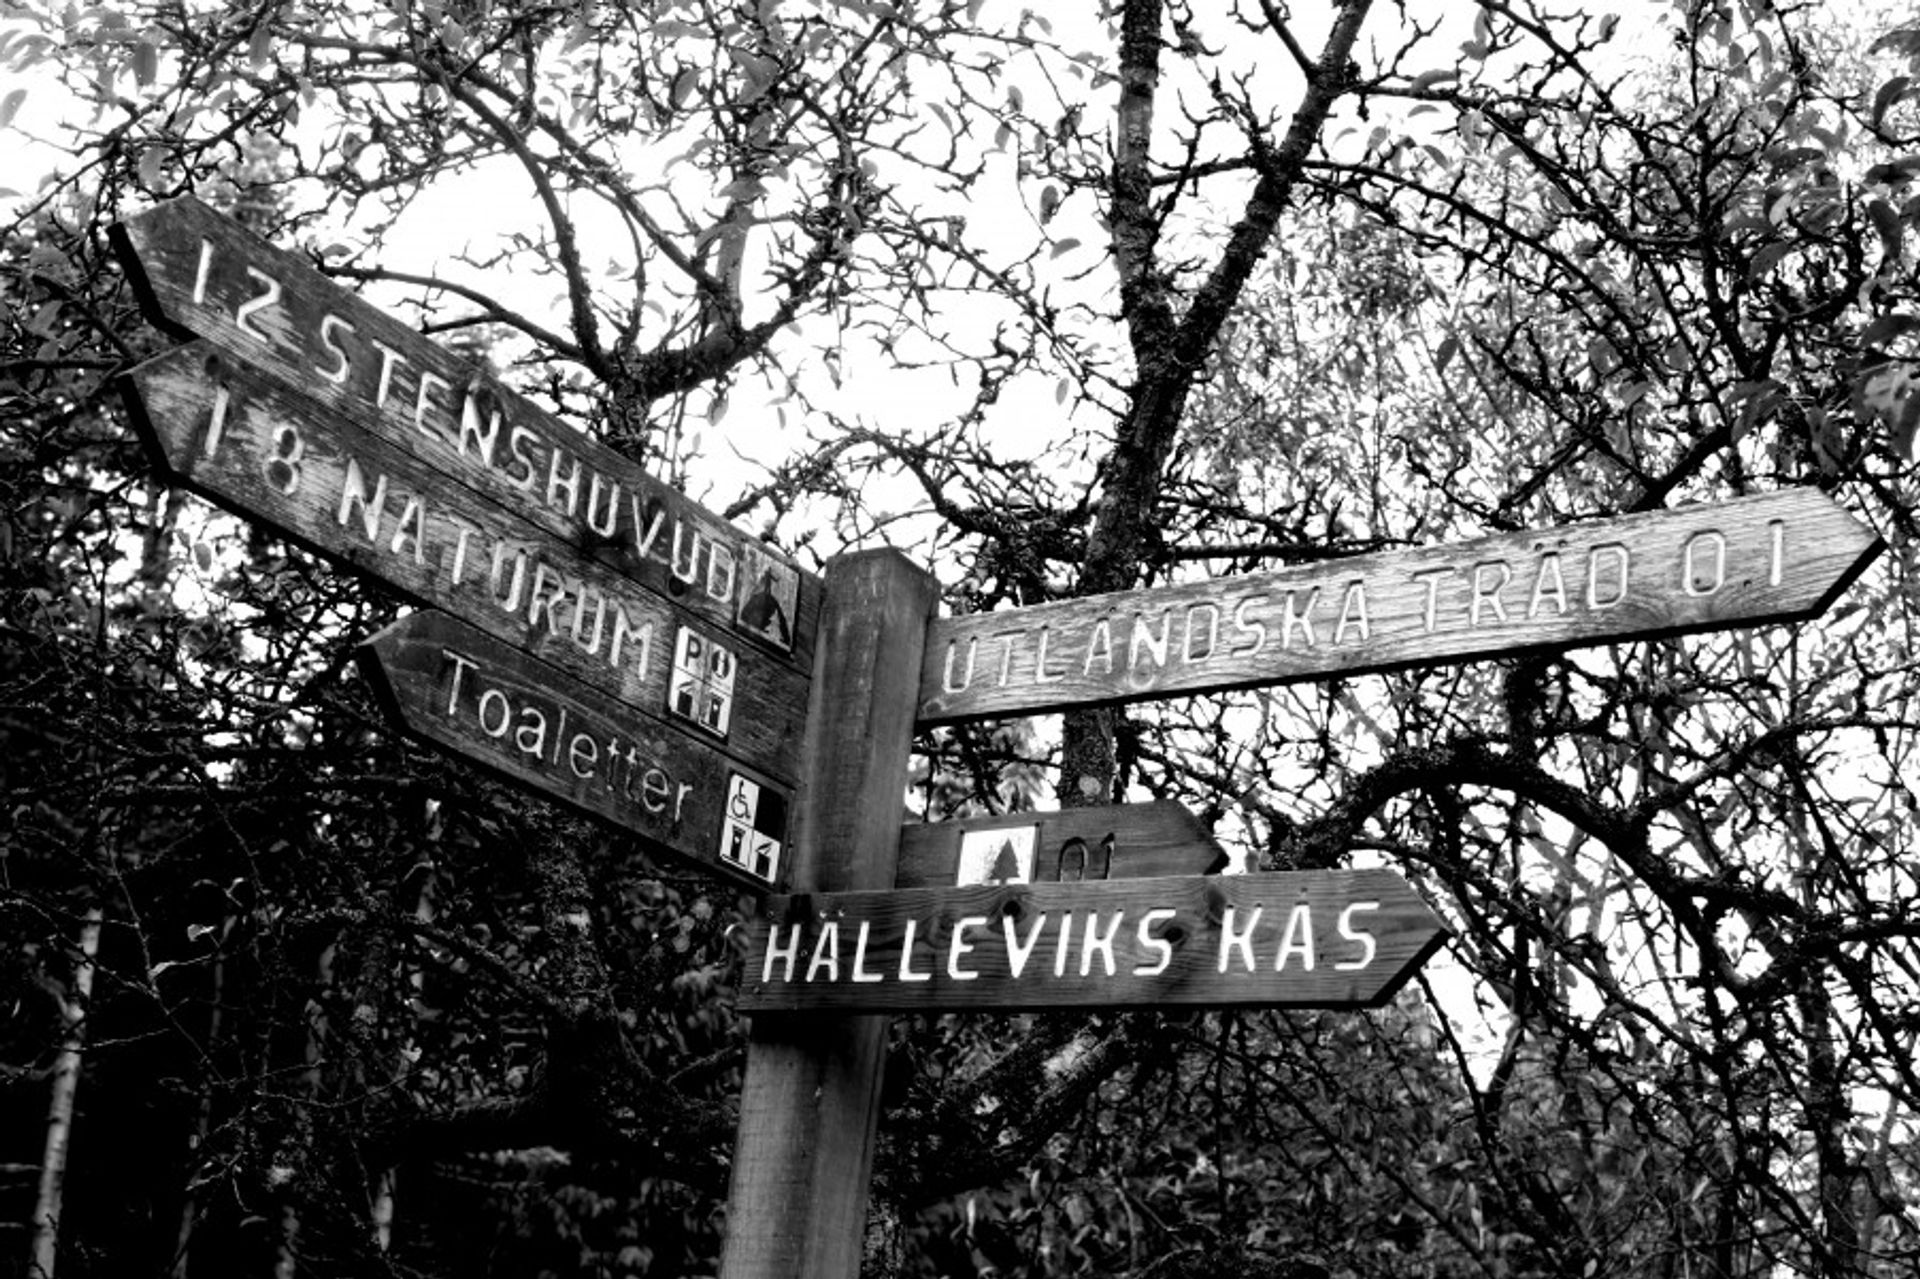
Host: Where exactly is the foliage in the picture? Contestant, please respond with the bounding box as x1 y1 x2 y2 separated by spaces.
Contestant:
5 1 1920 1278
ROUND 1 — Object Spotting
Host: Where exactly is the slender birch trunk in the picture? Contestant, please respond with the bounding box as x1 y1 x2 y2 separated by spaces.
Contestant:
371 843 439 1253
27 905 105 1279
170 945 228 1278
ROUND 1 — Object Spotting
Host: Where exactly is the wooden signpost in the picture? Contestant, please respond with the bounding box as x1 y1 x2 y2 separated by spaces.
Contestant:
106 200 1888 1279
735 869 1445 1014
110 200 826 889
356 612 793 890
916 488 1884 724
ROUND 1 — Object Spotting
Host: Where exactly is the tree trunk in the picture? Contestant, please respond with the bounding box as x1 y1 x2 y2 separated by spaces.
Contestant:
170 947 227 1278
27 904 104 1279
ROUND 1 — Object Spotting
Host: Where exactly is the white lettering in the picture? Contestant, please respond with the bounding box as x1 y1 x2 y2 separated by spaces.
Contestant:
1133 909 1176 977
1682 530 1726 597
191 238 214 305
1217 906 1262 974
1034 626 1067 683
1528 551 1568 619
943 637 978 694
372 341 408 409
1412 566 1456 632
1335 902 1380 971
477 688 511 737
762 924 802 983
850 922 885 983
234 268 282 342
337 456 389 542
585 473 621 538
1275 903 1315 971
316 314 354 384
1587 543 1629 609
1083 618 1115 676
1183 604 1218 662
1130 611 1169 670
948 915 988 980
1003 911 1048 978
1471 561 1511 626
1334 581 1370 643
1281 589 1317 648
1080 911 1123 977
805 921 841 982
547 448 583 517
1230 595 1268 656
413 370 451 440
513 705 549 759
442 649 477 716
897 920 933 982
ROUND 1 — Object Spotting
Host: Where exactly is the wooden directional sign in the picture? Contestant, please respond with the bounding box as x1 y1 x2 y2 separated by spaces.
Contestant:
357 612 794 891
893 801 1228 889
917 488 1883 725
734 869 1447 1014
110 196 819 668
118 344 807 788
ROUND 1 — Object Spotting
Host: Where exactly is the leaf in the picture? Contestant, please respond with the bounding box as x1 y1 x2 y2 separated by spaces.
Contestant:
1860 311 1920 351
247 22 272 69
1866 155 1920 185
729 47 778 101
0 87 24 132
132 38 158 88
1874 75 1913 128
1896 390 1920 461
1869 197 1903 261
1050 237 1080 258
1748 240 1793 281
671 67 700 108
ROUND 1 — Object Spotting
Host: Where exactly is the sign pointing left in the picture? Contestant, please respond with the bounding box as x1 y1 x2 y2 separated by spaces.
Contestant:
110 196 820 666
118 343 809 788
357 612 795 891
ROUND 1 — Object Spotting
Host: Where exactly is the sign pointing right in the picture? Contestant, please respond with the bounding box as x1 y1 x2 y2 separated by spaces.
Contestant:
917 489 1883 725
734 869 1448 1014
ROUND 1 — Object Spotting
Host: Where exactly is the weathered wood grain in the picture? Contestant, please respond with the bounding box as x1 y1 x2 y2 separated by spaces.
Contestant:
110 195 819 667
917 489 1884 725
357 612 796 891
719 551 940 1279
120 344 807 785
735 869 1449 1014
893 800 1229 888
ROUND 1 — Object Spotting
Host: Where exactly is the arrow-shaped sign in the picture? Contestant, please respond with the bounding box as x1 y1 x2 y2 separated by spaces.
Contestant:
110 195 819 666
733 869 1448 1014
916 489 1883 725
119 344 807 786
357 611 797 890
893 801 1228 888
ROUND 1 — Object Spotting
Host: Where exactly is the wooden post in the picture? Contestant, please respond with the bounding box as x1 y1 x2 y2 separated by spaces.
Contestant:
718 549 938 1279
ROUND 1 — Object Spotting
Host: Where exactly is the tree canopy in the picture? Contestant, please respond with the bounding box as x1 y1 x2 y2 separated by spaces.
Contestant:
5 1 1920 1276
